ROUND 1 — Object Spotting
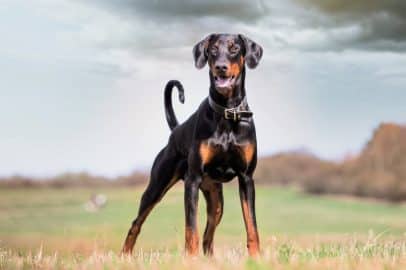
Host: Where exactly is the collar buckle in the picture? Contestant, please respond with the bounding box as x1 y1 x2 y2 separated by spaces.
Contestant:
224 108 239 121
208 95 252 122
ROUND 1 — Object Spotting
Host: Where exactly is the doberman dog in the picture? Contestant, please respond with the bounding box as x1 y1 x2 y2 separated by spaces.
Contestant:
121 33 263 257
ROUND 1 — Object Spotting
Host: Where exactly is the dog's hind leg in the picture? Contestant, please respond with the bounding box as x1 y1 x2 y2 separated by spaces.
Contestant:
200 180 223 256
121 147 184 255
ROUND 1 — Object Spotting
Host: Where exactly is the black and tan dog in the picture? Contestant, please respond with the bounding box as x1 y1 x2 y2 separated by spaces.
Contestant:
122 33 263 257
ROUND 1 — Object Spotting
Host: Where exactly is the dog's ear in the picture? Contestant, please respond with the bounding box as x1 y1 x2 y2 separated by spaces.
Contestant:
238 34 263 69
193 34 212 69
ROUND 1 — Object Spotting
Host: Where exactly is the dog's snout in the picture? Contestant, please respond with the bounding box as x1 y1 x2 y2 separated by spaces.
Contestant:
215 64 228 73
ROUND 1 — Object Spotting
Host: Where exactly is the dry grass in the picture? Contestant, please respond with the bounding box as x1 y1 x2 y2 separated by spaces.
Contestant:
1 234 405 270
1 187 405 269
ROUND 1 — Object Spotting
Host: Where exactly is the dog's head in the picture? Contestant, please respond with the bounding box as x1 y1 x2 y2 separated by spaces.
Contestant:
193 33 263 96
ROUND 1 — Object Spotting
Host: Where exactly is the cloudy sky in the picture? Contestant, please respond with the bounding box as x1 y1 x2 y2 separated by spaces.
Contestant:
1 0 405 177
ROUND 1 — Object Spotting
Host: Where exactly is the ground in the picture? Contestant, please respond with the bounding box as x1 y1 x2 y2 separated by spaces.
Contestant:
0 184 405 269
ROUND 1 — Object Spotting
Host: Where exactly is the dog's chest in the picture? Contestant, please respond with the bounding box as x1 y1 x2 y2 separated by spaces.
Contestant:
199 129 254 180
208 130 240 151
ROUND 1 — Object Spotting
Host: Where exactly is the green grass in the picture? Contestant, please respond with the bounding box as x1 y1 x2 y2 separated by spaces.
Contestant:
0 185 405 269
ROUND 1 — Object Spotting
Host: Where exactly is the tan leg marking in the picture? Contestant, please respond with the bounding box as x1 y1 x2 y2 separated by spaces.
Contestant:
201 180 223 255
185 226 199 255
241 199 260 257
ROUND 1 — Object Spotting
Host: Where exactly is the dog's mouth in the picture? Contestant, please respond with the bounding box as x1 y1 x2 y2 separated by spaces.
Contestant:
214 75 235 89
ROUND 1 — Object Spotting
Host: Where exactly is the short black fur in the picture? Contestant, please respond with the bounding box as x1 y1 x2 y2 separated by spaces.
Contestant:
122 33 263 257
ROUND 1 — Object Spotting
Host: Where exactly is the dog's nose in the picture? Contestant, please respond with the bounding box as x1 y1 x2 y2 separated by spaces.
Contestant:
215 64 228 73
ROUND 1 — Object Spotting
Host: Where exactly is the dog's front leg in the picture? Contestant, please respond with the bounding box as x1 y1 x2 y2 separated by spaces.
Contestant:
184 173 202 256
238 173 260 257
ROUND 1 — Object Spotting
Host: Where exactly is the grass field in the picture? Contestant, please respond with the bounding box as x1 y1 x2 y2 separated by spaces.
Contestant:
0 184 405 269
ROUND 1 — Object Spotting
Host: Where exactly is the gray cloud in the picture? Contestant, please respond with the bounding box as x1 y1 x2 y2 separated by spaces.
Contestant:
74 0 406 55
296 0 406 51
89 0 268 21
2 0 406 177
297 0 406 18
69 0 271 57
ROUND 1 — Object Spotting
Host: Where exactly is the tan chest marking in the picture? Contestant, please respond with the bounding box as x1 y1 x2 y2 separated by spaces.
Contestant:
200 142 254 165
199 143 215 165
241 143 255 164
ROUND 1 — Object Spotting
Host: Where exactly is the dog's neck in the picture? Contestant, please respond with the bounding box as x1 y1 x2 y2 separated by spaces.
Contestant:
209 68 246 108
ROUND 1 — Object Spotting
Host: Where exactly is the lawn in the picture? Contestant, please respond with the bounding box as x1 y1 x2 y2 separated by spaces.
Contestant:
0 184 405 269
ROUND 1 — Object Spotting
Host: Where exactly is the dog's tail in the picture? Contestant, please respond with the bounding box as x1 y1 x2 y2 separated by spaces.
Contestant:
164 80 185 131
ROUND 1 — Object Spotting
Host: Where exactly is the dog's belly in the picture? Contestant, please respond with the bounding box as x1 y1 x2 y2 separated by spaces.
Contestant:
206 165 236 182
202 146 246 182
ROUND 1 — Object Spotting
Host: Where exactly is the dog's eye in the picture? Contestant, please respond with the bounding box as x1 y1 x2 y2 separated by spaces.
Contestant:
210 47 218 56
230 45 240 55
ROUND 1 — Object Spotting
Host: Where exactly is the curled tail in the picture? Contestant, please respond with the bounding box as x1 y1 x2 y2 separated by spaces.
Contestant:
164 80 184 130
